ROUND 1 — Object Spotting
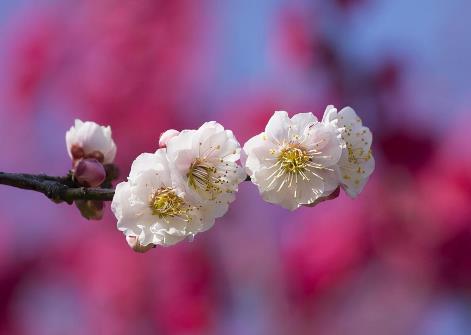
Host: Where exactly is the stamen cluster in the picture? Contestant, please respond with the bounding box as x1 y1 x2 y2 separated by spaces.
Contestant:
149 187 192 221
278 145 311 175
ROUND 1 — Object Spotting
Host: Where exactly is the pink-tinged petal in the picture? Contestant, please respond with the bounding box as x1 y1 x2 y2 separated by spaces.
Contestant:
159 129 180 148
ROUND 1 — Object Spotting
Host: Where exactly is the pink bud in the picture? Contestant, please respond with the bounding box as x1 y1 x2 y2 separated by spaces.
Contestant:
126 235 154 253
159 129 180 148
75 159 106 187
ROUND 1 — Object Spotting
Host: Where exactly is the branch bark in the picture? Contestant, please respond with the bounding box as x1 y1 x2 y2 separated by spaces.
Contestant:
0 171 252 204
0 172 115 203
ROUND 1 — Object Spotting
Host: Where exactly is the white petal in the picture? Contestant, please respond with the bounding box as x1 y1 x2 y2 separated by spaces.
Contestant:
158 232 187 246
260 181 310 211
111 181 132 222
317 168 340 195
243 133 277 178
265 111 291 143
305 123 342 167
338 153 375 198
166 129 196 157
166 130 198 175
296 177 325 204
338 106 363 130
342 175 369 198
321 105 338 124
112 181 146 236
344 126 372 151
129 150 169 181
290 112 317 135
198 121 225 134
362 153 375 176
159 129 180 148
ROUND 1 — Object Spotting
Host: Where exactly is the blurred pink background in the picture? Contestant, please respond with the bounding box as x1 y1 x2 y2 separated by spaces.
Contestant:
1 0 471 334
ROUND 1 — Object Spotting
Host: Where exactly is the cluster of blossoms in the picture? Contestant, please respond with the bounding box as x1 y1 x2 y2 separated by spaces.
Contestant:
112 122 246 251
66 106 374 252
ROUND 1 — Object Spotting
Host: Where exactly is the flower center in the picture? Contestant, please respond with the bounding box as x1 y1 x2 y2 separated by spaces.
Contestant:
278 146 311 174
149 187 192 221
187 159 222 199
265 144 328 198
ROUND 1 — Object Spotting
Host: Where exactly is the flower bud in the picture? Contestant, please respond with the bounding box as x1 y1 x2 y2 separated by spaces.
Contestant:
159 129 180 148
66 119 117 164
126 235 155 253
75 200 104 220
75 159 106 187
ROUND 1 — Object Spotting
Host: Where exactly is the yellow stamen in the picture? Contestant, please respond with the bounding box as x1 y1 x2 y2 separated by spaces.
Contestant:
187 158 232 200
149 187 192 222
188 159 216 189
278 145 311 175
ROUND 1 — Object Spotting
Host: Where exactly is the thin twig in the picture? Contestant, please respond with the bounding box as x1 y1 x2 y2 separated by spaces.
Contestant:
0 172 114 203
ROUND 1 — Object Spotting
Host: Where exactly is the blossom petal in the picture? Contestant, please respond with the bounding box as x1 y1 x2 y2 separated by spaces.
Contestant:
265 111 291 143
290 112 317 135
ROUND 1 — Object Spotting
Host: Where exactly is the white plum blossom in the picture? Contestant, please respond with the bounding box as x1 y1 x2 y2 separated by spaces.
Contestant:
66 119 117 164
111 149 218 247
322 105 375 198
243 111 343 211
166 121 246 218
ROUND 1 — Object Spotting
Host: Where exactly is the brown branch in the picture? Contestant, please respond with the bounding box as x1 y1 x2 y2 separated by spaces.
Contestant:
0 171 337 208
0 172 115 203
